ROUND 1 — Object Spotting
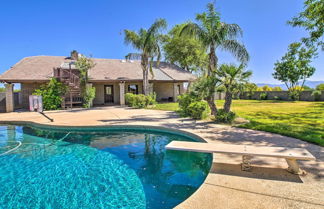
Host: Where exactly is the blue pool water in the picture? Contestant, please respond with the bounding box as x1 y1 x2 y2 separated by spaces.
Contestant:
0 125 212 209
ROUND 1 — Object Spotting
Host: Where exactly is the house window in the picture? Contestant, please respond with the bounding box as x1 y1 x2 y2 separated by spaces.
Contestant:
128 84 139 94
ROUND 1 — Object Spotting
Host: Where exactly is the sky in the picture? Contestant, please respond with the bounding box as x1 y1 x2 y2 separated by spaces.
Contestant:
0 0 323 85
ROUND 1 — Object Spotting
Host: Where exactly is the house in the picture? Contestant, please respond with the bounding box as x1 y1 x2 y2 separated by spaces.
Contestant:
0 53 196 112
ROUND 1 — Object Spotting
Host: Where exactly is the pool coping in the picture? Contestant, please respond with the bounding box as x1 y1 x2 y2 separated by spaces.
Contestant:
0 120 215 208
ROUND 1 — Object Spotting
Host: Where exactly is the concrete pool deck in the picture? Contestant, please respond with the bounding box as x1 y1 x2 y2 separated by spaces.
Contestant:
0 106 323 209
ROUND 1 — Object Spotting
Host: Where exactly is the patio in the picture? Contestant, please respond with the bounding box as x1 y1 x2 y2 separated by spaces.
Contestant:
0 106 323 209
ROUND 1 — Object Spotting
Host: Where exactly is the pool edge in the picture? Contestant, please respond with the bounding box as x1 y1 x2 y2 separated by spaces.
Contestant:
0 120 215 208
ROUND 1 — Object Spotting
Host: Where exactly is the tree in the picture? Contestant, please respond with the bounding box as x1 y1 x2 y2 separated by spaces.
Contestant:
272 86 283 91
244 83 258 92
273 42 317 100
217 64 252 112
75 55 96 108
316 83 324 90
124 19 167 95
180 3 249 116
288 0 324 50
163 24 207 72
261 85 273 91
303 85 313 90
244 83 258 99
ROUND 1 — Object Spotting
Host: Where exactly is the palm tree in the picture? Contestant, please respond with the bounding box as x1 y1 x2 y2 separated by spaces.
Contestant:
180 3 249 116
124 19 167 95
218 64 252 112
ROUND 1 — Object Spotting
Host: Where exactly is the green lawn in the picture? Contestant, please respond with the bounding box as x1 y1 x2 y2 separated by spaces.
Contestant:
147 100 324 146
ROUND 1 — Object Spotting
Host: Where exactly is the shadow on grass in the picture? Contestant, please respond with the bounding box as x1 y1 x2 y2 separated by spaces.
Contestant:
239 120 323 146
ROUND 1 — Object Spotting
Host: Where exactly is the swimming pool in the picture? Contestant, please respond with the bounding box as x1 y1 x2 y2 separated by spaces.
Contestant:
0 124 212 209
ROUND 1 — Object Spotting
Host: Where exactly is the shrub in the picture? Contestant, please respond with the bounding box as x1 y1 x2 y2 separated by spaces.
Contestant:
83 86 96 108
146 93 157 106
273 96 281 100
215 109 236 123
259 92 268 100
125 93 136 106
288 90 300 101
33 78 67 110
125 93 156 108
311 90 322 101
134 94 147 108
315 83 324 91
187 101 210 120
178 93 200 116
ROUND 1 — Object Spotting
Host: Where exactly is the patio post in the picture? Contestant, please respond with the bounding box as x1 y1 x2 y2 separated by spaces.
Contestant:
119 81 125 105
173 83 178 102
5 83 14 112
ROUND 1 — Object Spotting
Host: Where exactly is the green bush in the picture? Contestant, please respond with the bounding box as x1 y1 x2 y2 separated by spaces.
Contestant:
125 93 136 106
178 93 210 119
311 90 322 101
125 93 156 108
146 93 157 106
187 101 210 120
315 83 324 91
178 93 200 116
288 90 300 101
135 94 147 108
259 92 268 100
83 86 96 108
273 96 281 100
33 78 67 110
215 109 236 123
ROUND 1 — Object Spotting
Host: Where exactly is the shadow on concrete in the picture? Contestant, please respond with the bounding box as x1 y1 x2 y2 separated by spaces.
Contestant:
210 163 303 183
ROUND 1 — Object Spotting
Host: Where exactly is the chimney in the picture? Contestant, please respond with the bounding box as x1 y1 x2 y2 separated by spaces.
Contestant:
71 50 79 60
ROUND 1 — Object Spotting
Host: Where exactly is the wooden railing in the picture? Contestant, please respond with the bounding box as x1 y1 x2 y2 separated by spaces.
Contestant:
54 68 82 108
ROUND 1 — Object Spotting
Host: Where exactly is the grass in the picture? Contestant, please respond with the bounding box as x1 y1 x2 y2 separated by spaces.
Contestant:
147 100 324 146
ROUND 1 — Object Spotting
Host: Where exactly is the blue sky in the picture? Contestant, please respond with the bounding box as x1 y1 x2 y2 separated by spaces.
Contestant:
0 0 323 84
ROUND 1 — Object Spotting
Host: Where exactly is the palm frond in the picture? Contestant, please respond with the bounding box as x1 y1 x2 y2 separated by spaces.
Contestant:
180 22 209 47
125 53 142 60
124 30 142 50
220 40 250 63
144 19 167 48
221 23 243 39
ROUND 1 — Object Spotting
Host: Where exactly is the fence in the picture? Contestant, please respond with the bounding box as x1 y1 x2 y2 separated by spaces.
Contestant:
240 91 324 101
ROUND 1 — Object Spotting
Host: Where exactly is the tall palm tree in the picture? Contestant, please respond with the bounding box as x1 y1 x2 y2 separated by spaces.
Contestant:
218 64 252 112
180 3 249 115
124 19 167 95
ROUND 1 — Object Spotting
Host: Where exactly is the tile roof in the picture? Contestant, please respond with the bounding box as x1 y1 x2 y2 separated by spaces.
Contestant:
0 56 196 82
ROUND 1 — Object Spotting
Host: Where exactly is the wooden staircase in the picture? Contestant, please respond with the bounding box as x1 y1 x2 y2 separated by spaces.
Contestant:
54 67 83 108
